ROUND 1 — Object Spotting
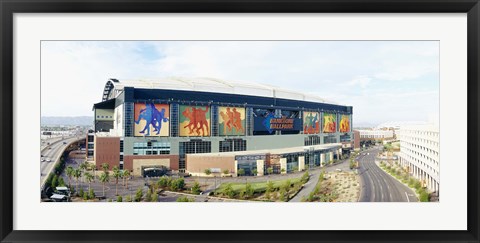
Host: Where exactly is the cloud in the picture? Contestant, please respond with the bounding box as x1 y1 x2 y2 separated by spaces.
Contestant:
41 41 439 124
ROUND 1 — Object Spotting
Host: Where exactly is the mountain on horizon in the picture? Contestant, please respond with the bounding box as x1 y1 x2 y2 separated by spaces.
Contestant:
41 116 93 126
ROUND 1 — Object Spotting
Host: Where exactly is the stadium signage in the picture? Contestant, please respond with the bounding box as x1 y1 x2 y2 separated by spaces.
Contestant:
263 115 298 133
269 117 295 129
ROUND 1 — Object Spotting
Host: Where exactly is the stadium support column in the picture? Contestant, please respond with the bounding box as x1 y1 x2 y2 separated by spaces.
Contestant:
280 158 287 174
234 160 238 177
320 153 325 167
298 156 305 171
256 160 264 176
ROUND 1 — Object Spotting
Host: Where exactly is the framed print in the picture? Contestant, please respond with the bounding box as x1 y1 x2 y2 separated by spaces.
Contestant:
1 0 479 242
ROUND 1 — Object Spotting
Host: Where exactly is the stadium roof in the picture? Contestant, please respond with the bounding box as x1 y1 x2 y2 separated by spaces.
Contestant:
102 77 339 105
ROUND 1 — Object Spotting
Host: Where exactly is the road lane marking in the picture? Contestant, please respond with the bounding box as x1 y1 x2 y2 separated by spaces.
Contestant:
405 191 410 202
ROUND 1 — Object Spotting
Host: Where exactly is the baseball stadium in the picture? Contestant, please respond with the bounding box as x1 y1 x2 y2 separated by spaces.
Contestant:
87 78 353 177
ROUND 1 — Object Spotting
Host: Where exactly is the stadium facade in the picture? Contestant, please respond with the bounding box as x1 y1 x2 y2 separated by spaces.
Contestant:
87 78 354 177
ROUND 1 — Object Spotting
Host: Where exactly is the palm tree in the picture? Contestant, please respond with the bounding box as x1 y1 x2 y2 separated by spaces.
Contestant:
122 170 131 190
89 163 96 182
66 166 74 189
112 166 121 196
73 168 82 194
84 172 94 191
101 163 109 172
79 161 88 183
99 171 110 197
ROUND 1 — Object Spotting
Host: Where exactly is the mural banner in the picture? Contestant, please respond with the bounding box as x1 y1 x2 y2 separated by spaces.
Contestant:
179 105 211 137
303 111 320 134
323 113 337 133
134 103 170 137
219 107 245 136
339 114 351 133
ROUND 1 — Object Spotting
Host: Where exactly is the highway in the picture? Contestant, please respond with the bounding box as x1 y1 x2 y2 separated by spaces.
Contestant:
358 147 417 202
40 136 81 186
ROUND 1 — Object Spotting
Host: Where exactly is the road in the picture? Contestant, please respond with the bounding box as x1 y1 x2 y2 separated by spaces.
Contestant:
358 147 417 202
289 158 352 202
40 136 80 186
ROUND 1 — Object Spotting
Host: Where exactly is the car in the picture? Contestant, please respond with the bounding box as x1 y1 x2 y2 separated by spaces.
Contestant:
41 159 45 162
335 169 342 172
41 154 44 157
46 159 51 162
48 147 52 149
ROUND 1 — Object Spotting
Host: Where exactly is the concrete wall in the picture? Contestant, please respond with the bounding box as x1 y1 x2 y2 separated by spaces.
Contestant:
124 154 180 172
122 133 352 155
186 154 236 177
94 136 120 170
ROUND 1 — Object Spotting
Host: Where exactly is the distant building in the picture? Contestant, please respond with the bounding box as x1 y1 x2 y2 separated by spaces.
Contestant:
357 129 394 141
353 130 360 150
397 124 439 194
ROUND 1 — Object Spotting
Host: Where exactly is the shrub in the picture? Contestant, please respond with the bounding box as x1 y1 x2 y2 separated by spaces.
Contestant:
266 181 274 193
117 196 123 202
279 188 286 201
224 183 235 199
89 188 95 199
267 167 274 175
83 193 88 201
245 183 254 198
125 195 132 202
151 191 158 202
419 190 429 202
135 188 143 202
301 172 309 184
78 188 84 198
176 196 194 202
145 188 152 202
107 198 112 202
156 177 170 188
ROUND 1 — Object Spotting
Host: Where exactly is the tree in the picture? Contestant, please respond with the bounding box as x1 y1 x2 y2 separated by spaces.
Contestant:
66 166 74 189
204 169 212 176
204 169 211 188
73 168 82 195
237 168 245 177
101 163 110 172
222 169 230 176
58 176 66 187
51 175 58 188
191 181 201 195
112 166 121 195
251 169 258 176
79 161 88 183
99 171 110 197
122 170 131 190
84 172 94 192
280 168 286 174
267 167 274 175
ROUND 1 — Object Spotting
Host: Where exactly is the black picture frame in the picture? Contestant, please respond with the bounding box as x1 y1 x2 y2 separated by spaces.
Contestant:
1 1 479 242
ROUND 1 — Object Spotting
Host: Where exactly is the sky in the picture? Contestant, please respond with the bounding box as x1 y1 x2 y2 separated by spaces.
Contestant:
41 41 439 127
